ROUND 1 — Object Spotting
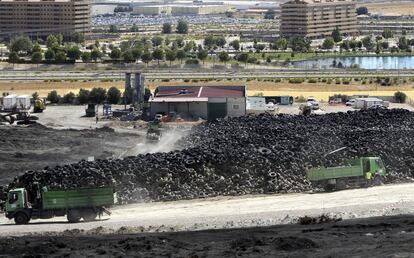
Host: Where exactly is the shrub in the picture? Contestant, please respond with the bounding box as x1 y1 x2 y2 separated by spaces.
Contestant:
47 90 60 104
77 88 90 104
308 78 317 83
62 92 76 104
289 78 304 84
335 79 341 84
394 91 407 103
107 87 121 104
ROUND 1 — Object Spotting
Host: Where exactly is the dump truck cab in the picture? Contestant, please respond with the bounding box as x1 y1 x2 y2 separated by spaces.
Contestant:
5 188 31 224
307 157 386 191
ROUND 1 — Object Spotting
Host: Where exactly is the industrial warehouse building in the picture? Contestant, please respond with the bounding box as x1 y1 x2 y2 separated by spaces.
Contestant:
280 0 357 38
0 0 90 39
133 4 233 15
149 86 246 121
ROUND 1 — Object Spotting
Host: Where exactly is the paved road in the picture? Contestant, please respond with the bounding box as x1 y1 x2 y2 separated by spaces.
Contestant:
0 183 413 236
1 69 414 81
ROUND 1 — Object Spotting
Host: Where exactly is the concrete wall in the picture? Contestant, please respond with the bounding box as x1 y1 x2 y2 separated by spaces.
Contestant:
227 97 246 117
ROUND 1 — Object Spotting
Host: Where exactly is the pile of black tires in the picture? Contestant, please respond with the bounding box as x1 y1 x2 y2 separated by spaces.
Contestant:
6 109 414 203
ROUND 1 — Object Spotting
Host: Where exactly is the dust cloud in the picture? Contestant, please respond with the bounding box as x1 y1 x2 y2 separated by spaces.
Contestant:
120 127 190 157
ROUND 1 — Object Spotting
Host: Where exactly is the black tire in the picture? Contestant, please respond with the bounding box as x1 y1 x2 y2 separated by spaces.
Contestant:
14 212 29 225
372 175 382 186
336 179 347 190
67 209 81 223
81 209 97 222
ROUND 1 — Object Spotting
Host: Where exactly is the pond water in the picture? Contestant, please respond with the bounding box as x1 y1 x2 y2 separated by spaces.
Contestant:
293 56 414 70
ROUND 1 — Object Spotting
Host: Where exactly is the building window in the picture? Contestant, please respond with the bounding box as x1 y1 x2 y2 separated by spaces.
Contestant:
233 104 239 110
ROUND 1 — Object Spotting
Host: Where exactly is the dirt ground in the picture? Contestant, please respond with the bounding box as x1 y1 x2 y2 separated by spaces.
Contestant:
0 124 142 186
2 80 414 101
0 215 413 257
360 1 414 16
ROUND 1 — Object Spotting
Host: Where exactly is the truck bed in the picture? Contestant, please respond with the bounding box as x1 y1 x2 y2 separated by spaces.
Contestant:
307 165 363 181
42 187 114 210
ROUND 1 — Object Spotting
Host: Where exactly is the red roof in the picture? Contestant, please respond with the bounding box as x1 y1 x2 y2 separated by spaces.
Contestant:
155 86 245 99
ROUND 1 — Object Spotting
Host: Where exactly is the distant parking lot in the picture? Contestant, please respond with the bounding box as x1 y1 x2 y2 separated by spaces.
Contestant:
92 13 264 27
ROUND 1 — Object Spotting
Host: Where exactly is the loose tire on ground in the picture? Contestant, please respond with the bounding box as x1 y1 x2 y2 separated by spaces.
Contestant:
67 209 81 223
14 212 29 225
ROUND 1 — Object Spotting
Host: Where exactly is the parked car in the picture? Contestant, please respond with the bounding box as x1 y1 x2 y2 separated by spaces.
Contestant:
346 99 356 106
307 97 320 110
368 104 387 110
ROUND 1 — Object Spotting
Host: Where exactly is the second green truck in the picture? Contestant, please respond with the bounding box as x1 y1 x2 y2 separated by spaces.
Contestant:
307 157 386 191
4 185 115 224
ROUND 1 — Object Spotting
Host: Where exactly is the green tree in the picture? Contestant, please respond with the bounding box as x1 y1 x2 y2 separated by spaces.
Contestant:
81 52 91 63
394 91 407 103
91 48 102 62
382 28 393 39
218 51 230 64
122 50 135 63
31 51 43 63
62 92 76 104
255 44 266 52
165 49 177 66
184 40 195 52
77 88 90 104
46 35 58 48
176 49 186 64
152 48 164 64
110 47 121 59
215 36 226 48
340 40 350 51
109 24 118 33
107 87 121 104
10 36 33 54
331 27 342 43
32 43 42 53
274 38 288 50
362 36 375 51
67 46 81 60
44 49 55 61
176 19 188 34
289 36 311 52
141 51 152 66
398 37 409 50
71 32 85 44
230 40 240 50
131 48 142 60
89 87 107 104
204 35 216 48
322 37 335 49
130 24 139 32
8 52 20 63
175 37 185 48
237 52 249 65
151 36 163 47
162 23 172 34
47 90 60 104
55 51 66 63
197 49 208 64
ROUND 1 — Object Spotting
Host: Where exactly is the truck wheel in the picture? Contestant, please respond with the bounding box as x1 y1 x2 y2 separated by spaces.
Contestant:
81 209 97 222
14 212 29 225
373 175 382 186
67 209 81 223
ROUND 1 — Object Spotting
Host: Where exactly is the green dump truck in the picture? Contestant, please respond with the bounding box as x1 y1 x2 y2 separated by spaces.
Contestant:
307 157 386 191
4 186 114 224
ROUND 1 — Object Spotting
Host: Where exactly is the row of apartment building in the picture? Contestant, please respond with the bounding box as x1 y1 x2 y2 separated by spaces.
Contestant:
0 0 358 40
